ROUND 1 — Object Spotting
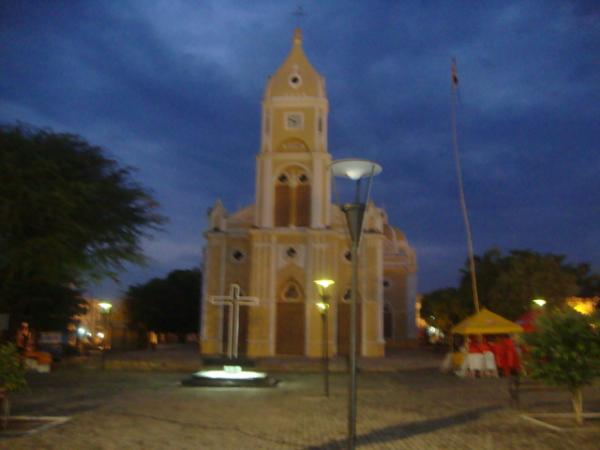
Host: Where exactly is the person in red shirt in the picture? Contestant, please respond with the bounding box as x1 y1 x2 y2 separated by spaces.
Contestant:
466 336 484 377
480 337 498 377
504 337 521 376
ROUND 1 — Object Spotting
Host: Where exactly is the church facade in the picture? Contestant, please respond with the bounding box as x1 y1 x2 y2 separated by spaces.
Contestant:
200 29 417 358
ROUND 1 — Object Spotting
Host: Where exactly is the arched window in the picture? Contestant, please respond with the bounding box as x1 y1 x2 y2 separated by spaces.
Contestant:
280 279 304 302
274 167 311 227
275 173 291 227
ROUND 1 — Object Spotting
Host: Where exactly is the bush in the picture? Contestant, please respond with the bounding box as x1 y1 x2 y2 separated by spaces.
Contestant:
523 309 600 424
0 343 26 392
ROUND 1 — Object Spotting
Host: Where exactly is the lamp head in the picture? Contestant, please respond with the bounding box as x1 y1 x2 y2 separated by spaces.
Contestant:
532 298 546 307
331 159 382 180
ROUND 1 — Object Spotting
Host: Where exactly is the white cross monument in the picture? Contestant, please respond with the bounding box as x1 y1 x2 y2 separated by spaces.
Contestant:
210 284 259 359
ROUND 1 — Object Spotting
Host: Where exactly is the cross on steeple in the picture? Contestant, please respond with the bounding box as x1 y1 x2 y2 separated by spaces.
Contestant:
210 284 259 359
292 5 306 27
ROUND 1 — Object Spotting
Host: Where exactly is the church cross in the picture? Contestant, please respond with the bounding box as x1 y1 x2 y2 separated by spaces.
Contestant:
210 284 259 359
292 5 306 27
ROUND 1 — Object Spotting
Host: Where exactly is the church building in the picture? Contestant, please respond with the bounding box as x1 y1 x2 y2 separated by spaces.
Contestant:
200 29 417 358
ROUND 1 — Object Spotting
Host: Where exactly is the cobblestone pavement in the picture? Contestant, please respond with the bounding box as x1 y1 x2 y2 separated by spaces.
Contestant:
2 355 599 449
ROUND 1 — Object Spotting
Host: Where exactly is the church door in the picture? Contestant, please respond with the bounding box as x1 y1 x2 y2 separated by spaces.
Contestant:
337 299 362 356
276 280 305 355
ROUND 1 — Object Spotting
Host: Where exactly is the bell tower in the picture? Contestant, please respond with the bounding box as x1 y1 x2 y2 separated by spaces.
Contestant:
255 28 332 229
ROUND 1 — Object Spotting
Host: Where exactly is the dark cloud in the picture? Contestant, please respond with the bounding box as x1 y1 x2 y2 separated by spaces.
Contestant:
1 0 598 297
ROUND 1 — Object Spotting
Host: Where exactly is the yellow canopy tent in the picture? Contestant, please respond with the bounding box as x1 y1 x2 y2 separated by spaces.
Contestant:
447 308 524 371
451 307 524 335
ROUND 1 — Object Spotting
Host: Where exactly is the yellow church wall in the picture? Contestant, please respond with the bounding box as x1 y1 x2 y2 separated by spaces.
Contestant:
200 234 227 354
246 230 275 357
384 268 411 343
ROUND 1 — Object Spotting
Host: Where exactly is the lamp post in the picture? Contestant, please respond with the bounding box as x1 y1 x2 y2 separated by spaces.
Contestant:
315 279 335 397
98 301 112 369
331 158 382 450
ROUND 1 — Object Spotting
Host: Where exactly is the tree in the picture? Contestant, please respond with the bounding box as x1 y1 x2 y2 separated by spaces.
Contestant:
475 250 579 320
522 309 600 425
125 269 201 340
419 288 469 334
0 343 27 429
421 248 594 329
0 124 165 330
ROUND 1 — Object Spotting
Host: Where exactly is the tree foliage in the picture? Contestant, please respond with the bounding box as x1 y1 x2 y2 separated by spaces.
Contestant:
421 248 595 330
125 269 201 338
0 124 165 329
419 288 469 334
0 343 26 393
522 309 600 424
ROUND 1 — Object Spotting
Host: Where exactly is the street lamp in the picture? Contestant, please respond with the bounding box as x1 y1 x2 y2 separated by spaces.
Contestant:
315 278 335 397
98 301 112 368
331 158 382 450
532 298 546 307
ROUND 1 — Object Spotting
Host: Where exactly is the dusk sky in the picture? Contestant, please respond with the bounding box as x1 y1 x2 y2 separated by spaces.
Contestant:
2 1 599 299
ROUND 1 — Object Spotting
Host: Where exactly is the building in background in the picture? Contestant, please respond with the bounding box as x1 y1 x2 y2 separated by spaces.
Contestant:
201 29 417 358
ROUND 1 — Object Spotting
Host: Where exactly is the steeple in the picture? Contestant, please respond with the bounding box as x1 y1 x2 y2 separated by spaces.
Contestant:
256 28 331 229
264 28 326 99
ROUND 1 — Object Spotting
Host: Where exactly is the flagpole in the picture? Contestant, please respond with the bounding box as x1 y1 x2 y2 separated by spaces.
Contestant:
451 58 480 313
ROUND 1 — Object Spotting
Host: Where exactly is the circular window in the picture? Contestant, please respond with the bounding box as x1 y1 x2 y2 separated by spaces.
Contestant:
289 74 302 88
286 247 297 258
383 280 390 288
298 174 308 183
344 250 352 262
278 174 288 183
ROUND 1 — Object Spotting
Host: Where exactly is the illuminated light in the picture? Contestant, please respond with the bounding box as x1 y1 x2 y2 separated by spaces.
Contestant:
86 332 92 337
532 299 546 307
192 369 267 380
96 332 105 339
331 159 382 181
98 302 112 312
77 327 86 336
567 297 597 315
315 279 335 289
316 301 329 312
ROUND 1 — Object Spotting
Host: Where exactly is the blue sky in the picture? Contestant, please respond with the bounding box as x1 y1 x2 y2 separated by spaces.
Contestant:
1 0 599 298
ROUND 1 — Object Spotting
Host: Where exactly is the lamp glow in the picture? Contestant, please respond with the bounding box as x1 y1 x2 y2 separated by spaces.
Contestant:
533 298 546 307
77 327 86 336
314 279 335 289
96 332 105 339
331 159 382 180
192 369 267 380
99 302 113 312
316 301 329 312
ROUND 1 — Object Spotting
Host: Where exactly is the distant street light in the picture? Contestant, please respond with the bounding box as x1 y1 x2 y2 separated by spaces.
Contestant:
532 298 546 307
331 158 382 450
315 279 335 397
98 301 113 369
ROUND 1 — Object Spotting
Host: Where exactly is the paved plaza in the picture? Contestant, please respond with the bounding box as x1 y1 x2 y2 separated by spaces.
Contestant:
2 349 599 449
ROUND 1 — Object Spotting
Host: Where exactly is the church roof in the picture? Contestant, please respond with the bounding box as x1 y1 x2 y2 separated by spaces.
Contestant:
264 28 326 99
383 225 407 244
